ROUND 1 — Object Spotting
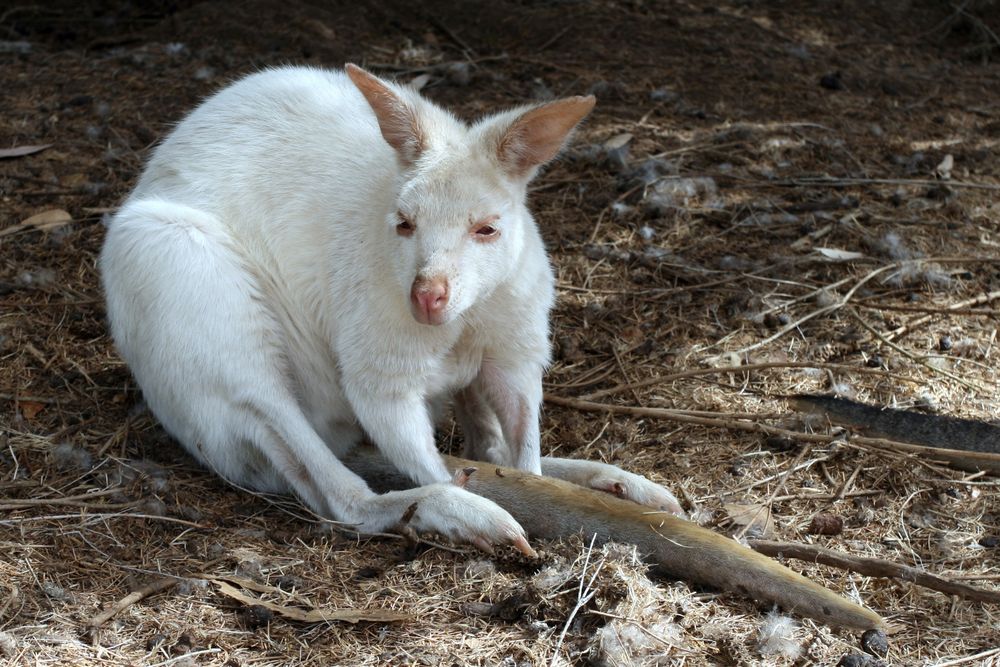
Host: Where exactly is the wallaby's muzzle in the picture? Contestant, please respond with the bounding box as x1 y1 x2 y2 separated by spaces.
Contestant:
410 274 449 325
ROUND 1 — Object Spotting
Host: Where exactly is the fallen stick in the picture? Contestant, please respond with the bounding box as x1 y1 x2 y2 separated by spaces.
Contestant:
544 394 1000 474
749 540 1000 604
342 448 886 631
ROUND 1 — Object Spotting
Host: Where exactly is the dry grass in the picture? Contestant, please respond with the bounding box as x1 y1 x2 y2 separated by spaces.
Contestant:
2 1 999 665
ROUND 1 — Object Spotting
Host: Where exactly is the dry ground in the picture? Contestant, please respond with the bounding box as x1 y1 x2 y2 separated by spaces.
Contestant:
1 1 999 665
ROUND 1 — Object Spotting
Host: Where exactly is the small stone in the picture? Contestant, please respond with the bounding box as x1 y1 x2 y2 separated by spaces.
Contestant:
445 62 471 86
52 442 93 471
763 436 797 453
820 72 843 90
172 631 195 655
275 575 304 591
861 628 889 658
602 132 632 172
649 87 679 103
41 581 68 600
237 604 274 629
0 631 16 658
938 335 952 351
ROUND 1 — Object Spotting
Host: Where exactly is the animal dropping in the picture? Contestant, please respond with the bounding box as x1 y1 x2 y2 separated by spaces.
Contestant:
100 64 683 557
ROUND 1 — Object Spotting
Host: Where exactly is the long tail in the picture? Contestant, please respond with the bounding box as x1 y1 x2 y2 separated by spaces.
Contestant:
341 448 884 630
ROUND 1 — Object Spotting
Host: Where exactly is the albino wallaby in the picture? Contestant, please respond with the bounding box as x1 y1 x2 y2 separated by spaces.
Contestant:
100 64 682 556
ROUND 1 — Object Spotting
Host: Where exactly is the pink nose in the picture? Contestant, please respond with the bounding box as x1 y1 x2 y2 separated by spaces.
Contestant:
410 276 449 325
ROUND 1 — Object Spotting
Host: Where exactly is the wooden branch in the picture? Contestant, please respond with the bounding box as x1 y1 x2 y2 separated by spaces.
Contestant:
765 176 1000 192
544 394 1000 474
749 540 1000 604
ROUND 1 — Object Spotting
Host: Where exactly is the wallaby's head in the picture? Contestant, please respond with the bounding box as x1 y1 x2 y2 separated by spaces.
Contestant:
346 64 594 326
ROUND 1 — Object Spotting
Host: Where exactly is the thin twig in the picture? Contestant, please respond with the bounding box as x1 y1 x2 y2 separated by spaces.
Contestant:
732 454 832 495
428 16 475 56
929 647 1000 667
724 265 893 358
0 584 19 624
0 392 60 404
748 540 1000 604
736 443 813 539
849 308 990 392
0 512 206 528
551 535 602 666
146 648 223 667
581 360 921 401
856 302 1000 317
536 26 572 52
0 498 136 511
765 176 1000 191
87 577 179 643
885 290 1000 342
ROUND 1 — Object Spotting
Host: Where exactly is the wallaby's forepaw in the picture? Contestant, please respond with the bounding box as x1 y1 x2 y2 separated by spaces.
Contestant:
375 483 536 558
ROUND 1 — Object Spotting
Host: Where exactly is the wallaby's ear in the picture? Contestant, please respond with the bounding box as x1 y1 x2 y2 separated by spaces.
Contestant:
496 95 596 179
346 64 425 165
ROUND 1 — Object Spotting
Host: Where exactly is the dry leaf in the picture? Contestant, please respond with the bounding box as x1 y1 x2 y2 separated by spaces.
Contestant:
723 502 775 537
212 574 280 595
0 209 73 238
0 144 52 159
934 154 953 180
18 401 45 421
408 73 432 91
213 580 410 624
815 247 865 262
23 209 72 230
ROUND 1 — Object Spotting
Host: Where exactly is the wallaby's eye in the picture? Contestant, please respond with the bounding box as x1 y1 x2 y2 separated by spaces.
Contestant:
471 216 500 242
396 212 415 237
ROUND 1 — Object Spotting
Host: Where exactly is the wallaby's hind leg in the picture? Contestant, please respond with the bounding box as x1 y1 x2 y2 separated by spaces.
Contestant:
454 360 543 473
455 383 508 465
455 367 685 517
101 199 533 554
539 457 684 517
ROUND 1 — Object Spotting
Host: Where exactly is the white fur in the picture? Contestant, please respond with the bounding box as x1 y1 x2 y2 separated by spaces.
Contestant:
101 65 679 549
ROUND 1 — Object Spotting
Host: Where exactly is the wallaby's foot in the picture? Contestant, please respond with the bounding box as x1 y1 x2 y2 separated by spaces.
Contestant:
362 482 536 557
541 457 685 518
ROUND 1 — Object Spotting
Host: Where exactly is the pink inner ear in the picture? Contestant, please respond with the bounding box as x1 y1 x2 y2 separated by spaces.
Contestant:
498 95 596 176
346 64 425 163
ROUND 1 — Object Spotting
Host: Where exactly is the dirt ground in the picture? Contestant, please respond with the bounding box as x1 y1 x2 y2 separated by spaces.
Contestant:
2 1 999 665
